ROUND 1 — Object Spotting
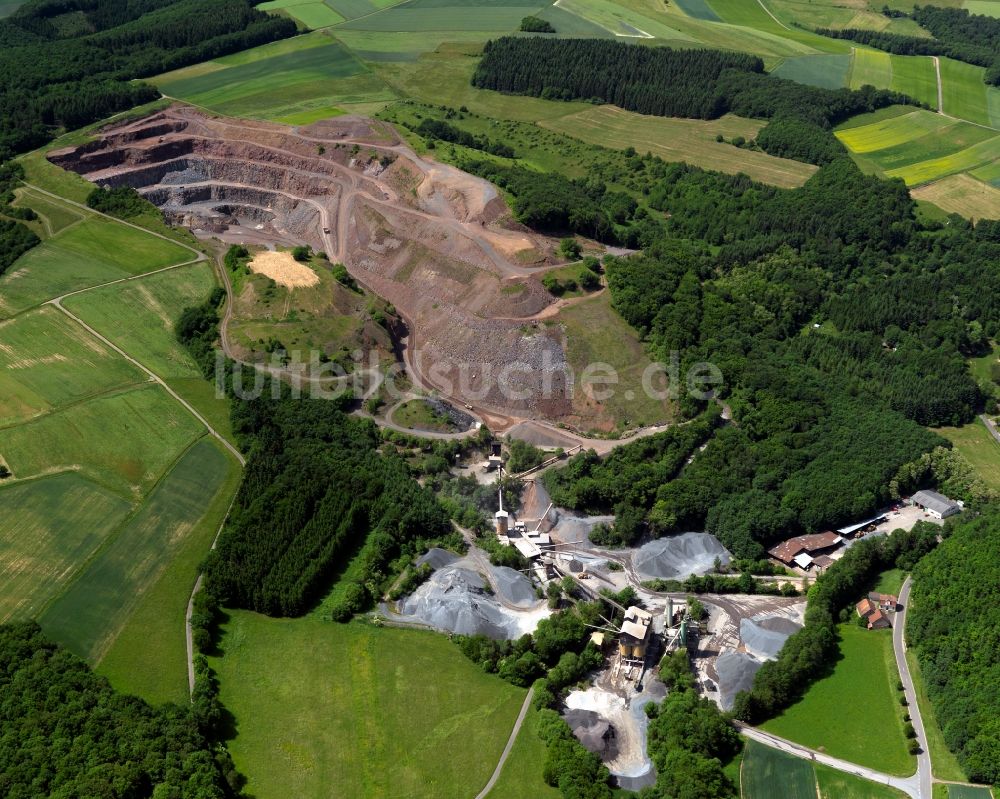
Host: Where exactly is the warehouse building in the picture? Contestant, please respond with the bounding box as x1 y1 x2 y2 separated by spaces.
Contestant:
910 489 961 520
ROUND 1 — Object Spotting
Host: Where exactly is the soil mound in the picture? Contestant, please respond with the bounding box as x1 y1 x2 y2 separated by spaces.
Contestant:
248 251 319 287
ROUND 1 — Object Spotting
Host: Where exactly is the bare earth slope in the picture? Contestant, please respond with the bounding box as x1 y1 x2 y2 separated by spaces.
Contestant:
50 107 668 431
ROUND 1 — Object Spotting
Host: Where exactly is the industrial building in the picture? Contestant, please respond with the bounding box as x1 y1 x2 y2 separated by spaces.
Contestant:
768 531 844 570
618 606 654 660
910 489 961 520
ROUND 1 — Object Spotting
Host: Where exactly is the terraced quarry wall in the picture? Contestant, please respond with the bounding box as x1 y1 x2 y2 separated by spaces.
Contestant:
50 107 658 430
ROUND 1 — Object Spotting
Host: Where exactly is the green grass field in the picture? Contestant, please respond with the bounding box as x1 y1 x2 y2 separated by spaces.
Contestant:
937 422 1000 492
890 55 939 109
0 214 192 317
0 473 131 624
38 437 229 664
0 306 143 427
813 762 908 798
392 398 460 432
761 623 914 776
96 439 240 703
258 0 346 28
539 105 818 188
673 0 720 21
741 739 818 799
13 186 85 237
64 262 214 380
155 32 395 119
559 291 674 433
947 787 994 799
872 568 906 596
772 53 851 90
211 613 527 799
0 384 205 496
851 48 893 91
488 706 560 799
939 57 990 125
741 740 908 799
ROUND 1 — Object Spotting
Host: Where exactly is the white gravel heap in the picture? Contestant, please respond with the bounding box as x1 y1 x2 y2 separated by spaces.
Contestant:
633 533 732 580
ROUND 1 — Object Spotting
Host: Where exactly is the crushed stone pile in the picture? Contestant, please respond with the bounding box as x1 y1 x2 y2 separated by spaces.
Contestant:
740 615 803 661
633 533 732 580
397 566 529 639
564 709 619 761
492 566 538 608
716 651 762 711
415 547 459 571
551 513 616 544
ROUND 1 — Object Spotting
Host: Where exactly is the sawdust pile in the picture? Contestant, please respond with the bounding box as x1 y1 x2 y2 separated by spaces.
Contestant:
248 251 319 288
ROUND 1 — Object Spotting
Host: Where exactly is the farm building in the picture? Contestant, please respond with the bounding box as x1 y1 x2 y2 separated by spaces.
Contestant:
910 489 961 519
868 593 899 612
856 598 893 629
768 531 844 569
618 606 654 660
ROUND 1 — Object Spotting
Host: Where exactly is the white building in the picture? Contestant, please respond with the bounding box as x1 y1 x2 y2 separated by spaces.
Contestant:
910 489 961 520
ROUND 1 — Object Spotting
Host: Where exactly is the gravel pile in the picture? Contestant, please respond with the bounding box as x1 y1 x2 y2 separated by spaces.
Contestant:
716 651 762 711
415 547 459 571
564 709 619 761
551 513 616 544
740 615 802 661
492 566 538 608
396 566 526 638
633 533 732 580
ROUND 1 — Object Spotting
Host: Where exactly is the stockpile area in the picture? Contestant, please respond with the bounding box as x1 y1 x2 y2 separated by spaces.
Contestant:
632 533 732 580
394 555 548 639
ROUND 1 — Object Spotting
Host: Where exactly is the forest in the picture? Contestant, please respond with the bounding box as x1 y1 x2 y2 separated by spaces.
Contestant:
819 6 1000 85
472 37 914 165
0 0 295 159
0 621 241 799
909 508 1000 784
0 161 40 276
527 84 998 557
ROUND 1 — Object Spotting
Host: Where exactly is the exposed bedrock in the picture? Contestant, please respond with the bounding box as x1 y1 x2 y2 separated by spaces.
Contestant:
50 106 577 420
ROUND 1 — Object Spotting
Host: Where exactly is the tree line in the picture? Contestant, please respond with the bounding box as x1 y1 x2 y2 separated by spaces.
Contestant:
0 621 243 798
819 6 1000 85
471 37 915 165
908 508 1000 784
0 0 295 159
0 161 40 277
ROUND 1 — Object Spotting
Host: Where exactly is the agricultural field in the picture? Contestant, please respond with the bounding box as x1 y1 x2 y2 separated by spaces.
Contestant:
0 306 143 427
38 438 234 664
540 105 818 188
937 422 1000 493
558 291 674 433
0 473 131 624
12 186 84 237
760 623 914 776
938 57 994 126
947 787 995 799
257 0 346 29
63 262 215 380
740 740 908 799
339 0 551 34
772 53 852 90
0 384 206 497
210 613 527 799
0 212 192 317
912 173 1000 219
155 32 395 120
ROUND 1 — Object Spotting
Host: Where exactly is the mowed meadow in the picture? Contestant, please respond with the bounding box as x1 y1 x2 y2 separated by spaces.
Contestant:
0 182 241 702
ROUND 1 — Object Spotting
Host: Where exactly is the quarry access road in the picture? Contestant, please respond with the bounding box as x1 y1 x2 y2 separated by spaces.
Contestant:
475 686 535 799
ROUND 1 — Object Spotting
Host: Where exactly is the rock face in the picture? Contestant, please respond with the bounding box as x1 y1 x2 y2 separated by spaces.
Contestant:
49 106 589 421
633 533 732 580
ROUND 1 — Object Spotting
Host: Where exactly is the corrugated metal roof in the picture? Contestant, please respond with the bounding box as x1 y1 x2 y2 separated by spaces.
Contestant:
912 489 959 516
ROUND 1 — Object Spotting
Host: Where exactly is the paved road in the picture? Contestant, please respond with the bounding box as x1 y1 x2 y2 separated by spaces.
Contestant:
475 686 535 799
895 576 932 799
737 723 921 798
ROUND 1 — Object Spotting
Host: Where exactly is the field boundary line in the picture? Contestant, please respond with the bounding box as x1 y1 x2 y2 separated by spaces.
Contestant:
474 686 534 799
756 0 790 31
934 56 943 115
